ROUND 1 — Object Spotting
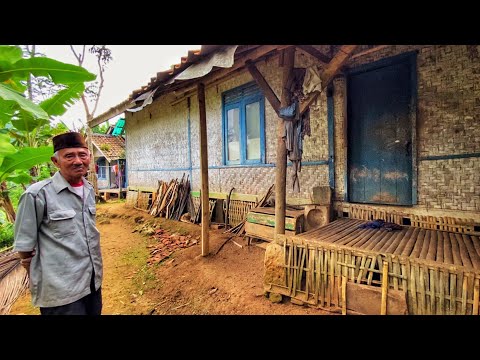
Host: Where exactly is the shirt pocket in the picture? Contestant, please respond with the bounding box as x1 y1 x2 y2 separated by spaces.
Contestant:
49 209 77 237
88 206 96 217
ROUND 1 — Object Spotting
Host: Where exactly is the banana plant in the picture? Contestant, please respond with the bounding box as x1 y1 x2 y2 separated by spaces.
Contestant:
0 45 96 222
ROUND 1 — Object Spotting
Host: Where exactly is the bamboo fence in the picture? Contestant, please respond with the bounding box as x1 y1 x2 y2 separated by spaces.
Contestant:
265 219 480 315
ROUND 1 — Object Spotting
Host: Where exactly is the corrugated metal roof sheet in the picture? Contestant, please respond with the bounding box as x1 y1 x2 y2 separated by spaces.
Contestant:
91 45 262 126
130 45 223 99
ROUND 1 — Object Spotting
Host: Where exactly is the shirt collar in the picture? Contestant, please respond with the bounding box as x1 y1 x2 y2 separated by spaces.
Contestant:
52 171 92 193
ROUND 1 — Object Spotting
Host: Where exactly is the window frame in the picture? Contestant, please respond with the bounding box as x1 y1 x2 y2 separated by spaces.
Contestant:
97 157 107 180
222 83 265 166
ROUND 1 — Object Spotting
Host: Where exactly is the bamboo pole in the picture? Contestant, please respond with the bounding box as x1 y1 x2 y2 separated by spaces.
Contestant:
342 275 347 315
198 82 209 256
381 261 389 315
473 278 479 315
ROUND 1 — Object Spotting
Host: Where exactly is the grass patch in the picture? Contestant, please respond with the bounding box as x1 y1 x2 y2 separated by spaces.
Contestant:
121 241 158 294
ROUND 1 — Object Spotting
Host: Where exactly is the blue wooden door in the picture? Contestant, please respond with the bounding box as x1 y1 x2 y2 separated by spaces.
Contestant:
347 55 415 205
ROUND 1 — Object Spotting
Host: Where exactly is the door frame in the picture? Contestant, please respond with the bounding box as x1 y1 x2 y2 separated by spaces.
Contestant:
345 51 418 205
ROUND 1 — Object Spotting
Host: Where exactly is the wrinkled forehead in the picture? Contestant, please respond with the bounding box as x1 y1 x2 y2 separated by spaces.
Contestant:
58 147 90 156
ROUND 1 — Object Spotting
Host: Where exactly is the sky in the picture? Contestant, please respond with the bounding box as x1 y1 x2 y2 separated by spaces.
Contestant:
36 45 201 130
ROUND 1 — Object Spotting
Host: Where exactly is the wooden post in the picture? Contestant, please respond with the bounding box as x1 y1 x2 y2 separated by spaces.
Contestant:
381 261 389 315
342 275 347 315
275 46 295 239
473 278 479 315
198 82 210 256
85 125 98 195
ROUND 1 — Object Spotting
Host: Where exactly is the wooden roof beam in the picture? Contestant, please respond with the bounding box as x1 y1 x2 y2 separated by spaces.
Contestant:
246 60 281 116
300 45 359 116
297 45 332 64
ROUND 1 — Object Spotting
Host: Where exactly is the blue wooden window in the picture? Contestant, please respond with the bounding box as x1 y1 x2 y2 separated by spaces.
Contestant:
222 82 265 165
97 158 106 179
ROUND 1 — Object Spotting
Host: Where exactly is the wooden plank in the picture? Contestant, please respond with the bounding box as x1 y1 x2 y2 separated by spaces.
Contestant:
417 264 425 315
435 230 444 263
298 246 307 300
247 212 297 231
341 228 376 248
249 207 304 218
430 268 437 314
410 228 427 259
342 276 347 315
229 193 258 202
366 255 377 286
291 244 298 297
426 229 438 261
401 228 424 257
419 231 431 259
391 257 399 291
439 270 445 315
472 236 480 257
450 273 457 315
360 229 392 251
462 234 480 270
410 263 419 314
393 227 419 255
473 278 479 315
462 275 468 314
245 222 296 242
346 282 408 315
321 249 327 306
323 222 374 244
381 262 389 315
367 229 395 251
307 219 361 240
380 228 409 254
443 231 454 265
449 232 463 266
455 233 473 269
315 248 321 306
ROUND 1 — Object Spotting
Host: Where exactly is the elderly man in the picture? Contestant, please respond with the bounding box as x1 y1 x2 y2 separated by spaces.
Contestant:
14 132 103 315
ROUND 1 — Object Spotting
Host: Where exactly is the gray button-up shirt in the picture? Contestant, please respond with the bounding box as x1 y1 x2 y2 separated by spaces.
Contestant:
14 171 103 308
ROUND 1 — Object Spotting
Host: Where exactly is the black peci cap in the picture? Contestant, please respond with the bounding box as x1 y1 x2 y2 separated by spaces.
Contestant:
52 132 88 153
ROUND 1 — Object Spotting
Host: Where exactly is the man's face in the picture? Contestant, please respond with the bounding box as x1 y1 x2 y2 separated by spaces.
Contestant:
52 147 91 181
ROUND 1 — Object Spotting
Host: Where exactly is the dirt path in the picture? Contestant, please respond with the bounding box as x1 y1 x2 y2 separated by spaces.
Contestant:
10 202 330 315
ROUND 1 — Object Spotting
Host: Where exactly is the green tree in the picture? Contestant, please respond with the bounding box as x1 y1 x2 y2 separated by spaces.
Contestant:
0 45 96 222
70 45 113 192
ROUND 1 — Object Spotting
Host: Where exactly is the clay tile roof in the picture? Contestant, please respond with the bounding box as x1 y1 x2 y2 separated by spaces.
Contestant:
91 134 125 161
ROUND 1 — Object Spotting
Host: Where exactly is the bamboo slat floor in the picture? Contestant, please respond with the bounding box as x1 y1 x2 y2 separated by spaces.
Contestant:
295 218 480 271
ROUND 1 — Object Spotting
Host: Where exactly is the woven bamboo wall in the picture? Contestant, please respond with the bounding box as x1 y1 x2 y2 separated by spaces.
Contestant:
265 238 480 315
125 45 480 214
335 45 480 211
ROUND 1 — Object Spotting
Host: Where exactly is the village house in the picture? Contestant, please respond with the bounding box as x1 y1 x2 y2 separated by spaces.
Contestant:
90 132 126 199
91 45 480 315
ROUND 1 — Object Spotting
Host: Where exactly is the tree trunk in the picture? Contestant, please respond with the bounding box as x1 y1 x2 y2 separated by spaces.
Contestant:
86 126 98 194
0 181 16 223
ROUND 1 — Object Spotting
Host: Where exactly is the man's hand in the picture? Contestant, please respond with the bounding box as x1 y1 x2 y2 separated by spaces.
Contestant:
18 250 36 275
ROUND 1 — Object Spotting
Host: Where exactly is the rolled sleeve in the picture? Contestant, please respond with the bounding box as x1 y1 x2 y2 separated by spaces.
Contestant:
13 192 44 252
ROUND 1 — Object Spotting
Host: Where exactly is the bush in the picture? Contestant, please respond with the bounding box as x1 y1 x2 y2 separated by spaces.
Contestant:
0 222 14 249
